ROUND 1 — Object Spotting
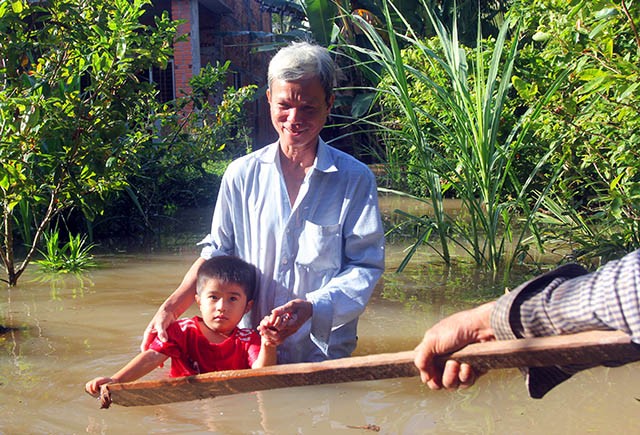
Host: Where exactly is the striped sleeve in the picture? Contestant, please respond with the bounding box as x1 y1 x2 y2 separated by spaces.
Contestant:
490 249 640 398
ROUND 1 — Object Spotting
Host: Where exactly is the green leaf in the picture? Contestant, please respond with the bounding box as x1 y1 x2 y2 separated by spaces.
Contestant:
11 1 23 13
351 92 375 118
610 196 623 219
116 39 127 59
577 68 608 81
589 21 611 39
594 8 618 21
512 76 538 99
618 82 639 101
610 172 624 191
532 31 550 42
0 174 9 190
304 0 338 46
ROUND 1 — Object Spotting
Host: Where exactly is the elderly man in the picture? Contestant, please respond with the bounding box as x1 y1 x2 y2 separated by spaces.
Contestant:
141 41 385 364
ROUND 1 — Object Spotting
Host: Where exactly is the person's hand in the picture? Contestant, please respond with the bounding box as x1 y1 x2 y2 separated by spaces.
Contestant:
140 307 175 352
139 257 202 351
414 301 496 390
257 299 312 345
85 376 115 397
258 312 283 346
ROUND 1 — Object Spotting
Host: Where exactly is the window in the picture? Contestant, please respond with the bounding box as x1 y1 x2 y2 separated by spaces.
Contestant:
141 59 175 103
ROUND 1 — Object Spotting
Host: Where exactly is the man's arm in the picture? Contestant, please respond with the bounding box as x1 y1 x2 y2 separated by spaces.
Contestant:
140 257 205 351
304 169 385 352
491 250 640 398
414 248 640 396
492 250 640 342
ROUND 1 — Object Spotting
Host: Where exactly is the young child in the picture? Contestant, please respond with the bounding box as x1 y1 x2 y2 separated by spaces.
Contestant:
85 255 277 396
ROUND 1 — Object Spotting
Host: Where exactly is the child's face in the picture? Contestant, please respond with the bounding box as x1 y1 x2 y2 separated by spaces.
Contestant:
196 278 252 336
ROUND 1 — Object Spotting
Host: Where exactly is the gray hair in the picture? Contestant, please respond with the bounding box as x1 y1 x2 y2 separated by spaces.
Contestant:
267 41 336 103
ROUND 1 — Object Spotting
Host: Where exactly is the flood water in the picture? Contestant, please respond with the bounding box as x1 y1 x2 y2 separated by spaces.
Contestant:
1 197 639 433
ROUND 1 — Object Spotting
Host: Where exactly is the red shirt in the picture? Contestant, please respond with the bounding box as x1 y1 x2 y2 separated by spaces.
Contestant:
149 316 261 377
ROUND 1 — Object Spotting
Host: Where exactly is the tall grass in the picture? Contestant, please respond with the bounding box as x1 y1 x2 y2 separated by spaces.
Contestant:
36 227 97 273
344 0 568 273
340 0 452 265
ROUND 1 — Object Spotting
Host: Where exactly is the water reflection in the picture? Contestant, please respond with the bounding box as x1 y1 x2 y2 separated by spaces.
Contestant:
1 249 639 433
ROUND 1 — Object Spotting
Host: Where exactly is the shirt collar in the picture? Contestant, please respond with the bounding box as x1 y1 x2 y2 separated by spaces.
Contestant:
257 138 338 174
314 138 339 173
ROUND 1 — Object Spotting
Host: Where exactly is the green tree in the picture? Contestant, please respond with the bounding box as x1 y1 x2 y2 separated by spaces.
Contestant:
508 0 640 263
0 0 177 286
95 61 257 240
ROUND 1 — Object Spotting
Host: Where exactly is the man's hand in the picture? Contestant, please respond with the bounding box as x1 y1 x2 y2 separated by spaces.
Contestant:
257 298 312 345
414 301 496 390
140 308 175 352
258 312 284 347
139 257 204 351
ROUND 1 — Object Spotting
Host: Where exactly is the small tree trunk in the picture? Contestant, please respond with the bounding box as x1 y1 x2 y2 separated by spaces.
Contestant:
2 205 17 286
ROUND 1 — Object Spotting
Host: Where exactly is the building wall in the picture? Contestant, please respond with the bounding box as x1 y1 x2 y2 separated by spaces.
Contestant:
171 0 194 97
171 0 274 146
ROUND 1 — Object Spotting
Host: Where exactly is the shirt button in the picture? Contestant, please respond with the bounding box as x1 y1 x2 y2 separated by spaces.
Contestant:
282 257 288 265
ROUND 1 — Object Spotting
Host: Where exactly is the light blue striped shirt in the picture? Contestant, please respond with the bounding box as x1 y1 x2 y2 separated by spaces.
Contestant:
199 139 385 363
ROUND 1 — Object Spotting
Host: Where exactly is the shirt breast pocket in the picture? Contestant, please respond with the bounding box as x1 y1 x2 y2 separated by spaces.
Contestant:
296 221 342 272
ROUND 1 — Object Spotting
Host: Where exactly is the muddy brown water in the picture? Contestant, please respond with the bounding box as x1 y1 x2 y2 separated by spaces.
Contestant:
1 196 639 434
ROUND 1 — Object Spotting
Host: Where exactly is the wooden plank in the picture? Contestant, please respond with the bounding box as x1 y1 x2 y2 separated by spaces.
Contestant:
441 329 639 370
101 330 640 408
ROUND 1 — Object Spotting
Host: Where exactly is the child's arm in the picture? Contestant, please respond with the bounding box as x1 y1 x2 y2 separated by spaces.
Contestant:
252 313 280 368
252 338 277 368
85 349 169 396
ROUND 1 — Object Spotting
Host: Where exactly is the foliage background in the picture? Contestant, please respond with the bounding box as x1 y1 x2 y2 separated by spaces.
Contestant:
0 0 256 284
0 0 177 284
364 0 639 269
2 0 638 284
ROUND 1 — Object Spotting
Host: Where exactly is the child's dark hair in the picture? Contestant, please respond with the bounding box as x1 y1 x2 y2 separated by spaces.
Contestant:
196 256 258 301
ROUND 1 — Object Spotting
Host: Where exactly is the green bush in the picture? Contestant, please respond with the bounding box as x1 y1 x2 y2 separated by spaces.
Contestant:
0 0 177 285
89 61 256 244
355 0 639 269
347 0 566 272
508 0 640 263
36 227 96 273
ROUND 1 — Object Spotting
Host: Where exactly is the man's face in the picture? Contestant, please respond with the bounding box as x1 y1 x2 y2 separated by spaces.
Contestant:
267 77 334 151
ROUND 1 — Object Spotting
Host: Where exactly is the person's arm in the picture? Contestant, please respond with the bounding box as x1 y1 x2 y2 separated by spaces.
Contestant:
252 339 278 368
140 257 205 351
85 349 168 396
268 168 385 352
307 169 385 347
492 250 640 342
413 265 592 392
490 250 640 398
414 249 640 396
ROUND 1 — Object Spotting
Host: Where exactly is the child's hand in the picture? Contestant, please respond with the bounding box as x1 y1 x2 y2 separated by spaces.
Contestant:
85 376 115 397
257 312 294 346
